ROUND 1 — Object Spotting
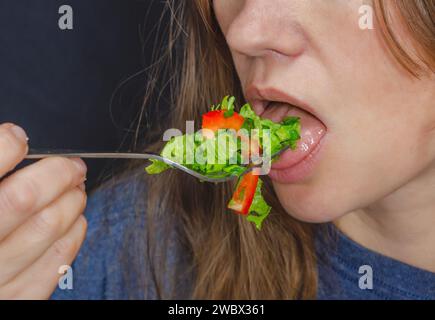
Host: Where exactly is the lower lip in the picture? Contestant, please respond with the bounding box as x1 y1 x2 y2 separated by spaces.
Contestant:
268 133 327 184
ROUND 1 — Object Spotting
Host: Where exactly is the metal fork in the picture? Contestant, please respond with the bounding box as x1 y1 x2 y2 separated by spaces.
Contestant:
25 146 289 183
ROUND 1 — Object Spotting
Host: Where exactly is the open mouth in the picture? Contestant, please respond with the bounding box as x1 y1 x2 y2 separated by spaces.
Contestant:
261 101 326 169
246 87 327 183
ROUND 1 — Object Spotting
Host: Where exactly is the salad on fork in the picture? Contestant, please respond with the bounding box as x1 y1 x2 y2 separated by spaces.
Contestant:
146 96 301 230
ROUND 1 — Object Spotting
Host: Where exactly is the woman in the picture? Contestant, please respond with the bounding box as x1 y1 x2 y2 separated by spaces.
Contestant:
0 0 434 299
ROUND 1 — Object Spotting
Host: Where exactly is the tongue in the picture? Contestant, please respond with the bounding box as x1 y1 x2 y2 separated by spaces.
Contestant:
261 102 326 169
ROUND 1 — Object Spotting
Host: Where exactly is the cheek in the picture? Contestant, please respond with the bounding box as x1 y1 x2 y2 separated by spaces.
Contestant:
230 54 253 90
212 0 245 35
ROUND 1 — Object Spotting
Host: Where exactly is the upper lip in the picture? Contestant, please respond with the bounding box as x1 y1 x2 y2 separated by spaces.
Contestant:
245 84 321 121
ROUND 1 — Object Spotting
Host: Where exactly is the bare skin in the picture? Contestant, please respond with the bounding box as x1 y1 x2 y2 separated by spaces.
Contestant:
0 123 87 298
214 0 435 272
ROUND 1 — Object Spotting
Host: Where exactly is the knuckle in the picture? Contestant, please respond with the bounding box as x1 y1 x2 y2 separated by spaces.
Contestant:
51 237 75 259
78 216 88 236
48 157 78 185
66 188 87 214
0 132 26 164
76 189 88 213
0 177 38 213
31 209 61 240
52 220 86 260
67 188 87 215
0 128 26 151
51 217 87 259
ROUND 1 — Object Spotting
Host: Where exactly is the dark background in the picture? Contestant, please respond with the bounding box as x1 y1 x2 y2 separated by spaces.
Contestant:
0 0 166 189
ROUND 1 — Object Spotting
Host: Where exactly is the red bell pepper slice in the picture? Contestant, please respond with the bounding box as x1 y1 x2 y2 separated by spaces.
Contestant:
202 110 245 133
227 171 259 215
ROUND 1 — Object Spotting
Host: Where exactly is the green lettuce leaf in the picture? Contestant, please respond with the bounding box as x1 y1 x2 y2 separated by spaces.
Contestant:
246 179 272 230
146 129 247 178
145 159 170 174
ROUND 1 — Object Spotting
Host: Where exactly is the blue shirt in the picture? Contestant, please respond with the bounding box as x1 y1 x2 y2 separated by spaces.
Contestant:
51 169 435 300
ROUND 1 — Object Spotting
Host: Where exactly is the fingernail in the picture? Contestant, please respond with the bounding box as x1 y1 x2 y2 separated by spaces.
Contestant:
10 125 29 142
71 158 87 174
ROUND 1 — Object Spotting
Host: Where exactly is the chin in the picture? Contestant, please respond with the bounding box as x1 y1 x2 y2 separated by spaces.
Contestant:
272 181 351 223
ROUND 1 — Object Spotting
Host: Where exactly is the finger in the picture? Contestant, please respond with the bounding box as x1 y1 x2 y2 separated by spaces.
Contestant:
0 186 87 285
0 123 28 178
0 156 87 240
0 215 87 300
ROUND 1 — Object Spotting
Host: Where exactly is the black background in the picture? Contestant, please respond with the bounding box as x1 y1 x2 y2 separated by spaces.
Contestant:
0 0 166 189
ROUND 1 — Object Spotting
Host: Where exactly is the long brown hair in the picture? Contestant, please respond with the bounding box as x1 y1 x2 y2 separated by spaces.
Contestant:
125 0 435 299
374 0 435 76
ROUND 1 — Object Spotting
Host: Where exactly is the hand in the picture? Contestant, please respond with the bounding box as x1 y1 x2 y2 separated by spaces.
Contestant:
0 123 88 299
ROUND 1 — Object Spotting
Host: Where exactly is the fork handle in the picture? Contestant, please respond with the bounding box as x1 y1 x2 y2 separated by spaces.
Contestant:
25 149 160 160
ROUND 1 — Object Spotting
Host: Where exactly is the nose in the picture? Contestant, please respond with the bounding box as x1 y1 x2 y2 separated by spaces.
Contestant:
224 0 307 59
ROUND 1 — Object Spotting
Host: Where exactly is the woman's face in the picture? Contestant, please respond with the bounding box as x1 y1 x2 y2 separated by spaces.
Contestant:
213 0 435 222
